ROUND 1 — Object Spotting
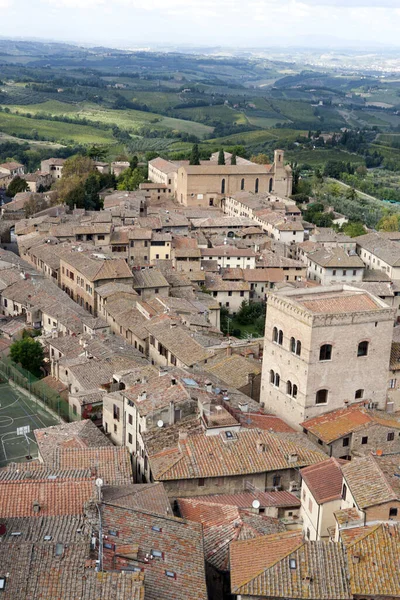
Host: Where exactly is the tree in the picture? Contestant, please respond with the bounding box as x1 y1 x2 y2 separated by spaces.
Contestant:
342 222 366 238
345 187 358 201
189 144 200 166
218 149 225 165
87 145 108 161
10 337 44 377
117 167 146 191
378 214 400 232
230 150 237 165
130 155 139 170
24 193 48 217
6 176 29 197
250 153 269 165
55 155 103 210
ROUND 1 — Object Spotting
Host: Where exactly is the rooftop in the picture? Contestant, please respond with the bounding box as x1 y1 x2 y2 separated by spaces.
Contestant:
307 247 364 269
342 455 399 509
146 428 326 482
300 458 345 504
230 531 351 598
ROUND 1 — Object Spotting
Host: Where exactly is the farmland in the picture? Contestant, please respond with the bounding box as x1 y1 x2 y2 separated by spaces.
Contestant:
2 40 400 169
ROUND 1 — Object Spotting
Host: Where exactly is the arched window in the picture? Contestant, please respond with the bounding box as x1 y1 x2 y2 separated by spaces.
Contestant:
241 178 245 190
273 327 278 343
355 389 364 399
286 381 292 396
269 178 273 193
292 384 298 399
357 341 369 357
275 373 280 387
296 341 301 356
255 178 259 193
270 370 275 384
316 389 328 405
278 330 283 346
319 344 332 361
290 337 296 353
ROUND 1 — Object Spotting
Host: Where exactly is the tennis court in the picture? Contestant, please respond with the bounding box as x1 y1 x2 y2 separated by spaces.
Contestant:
0 381 59 467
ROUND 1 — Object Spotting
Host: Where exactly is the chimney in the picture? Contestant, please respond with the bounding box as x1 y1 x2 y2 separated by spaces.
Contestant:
178 431 187 451
239 402 249 413
288 453 298 464
169 400 175 425
32 501 40 514
205 381 213 393
256 440 266 453
352 555 360 564
226 345 232 357
171 377 177 386
138 391 147 401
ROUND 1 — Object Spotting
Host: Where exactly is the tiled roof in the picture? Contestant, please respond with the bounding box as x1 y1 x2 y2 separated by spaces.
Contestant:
102 482 171 515
230 531 351 598
355 232 400 267
178 498 285 571
123 375 190 417
201 246 257 258
0 478 95 517
61 251 133 282
342 455 398 509
101 503 208 600
341 523 400 598
34 420 113 462
147 428 326 481
205 354 261 390
301 405 400 443
204 273 250 292
145 320 213 366
239 414 296 432
149 157 179 173
189 490 300 509
243 267 285 283
0 461 92 481
257 251 304 269
300 458 345 504
132 268 169 289
0 515 145 599
45 447 133 486
296 291 382 314
307 247 364 268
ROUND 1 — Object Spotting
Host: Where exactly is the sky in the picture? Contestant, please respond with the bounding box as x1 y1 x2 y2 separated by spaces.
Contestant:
2 0 400 49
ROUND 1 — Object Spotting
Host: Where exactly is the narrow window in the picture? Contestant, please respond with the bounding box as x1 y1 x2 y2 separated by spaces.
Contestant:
273 327 278 343
357 341 369 357
296 340 301 356
342 484 347 500
255 178 259 193
269 178 273 193
387 432 395 441
343 437 350 447
319 344 332 361
292 384 298 398
241 178 245 190
290 337 296 353
270 370 275 384
221 179 225 194
274 373 280 387
286 381 292 396
316 389 328 404
361 436 368 445
278 330 283 345
355 389 364 399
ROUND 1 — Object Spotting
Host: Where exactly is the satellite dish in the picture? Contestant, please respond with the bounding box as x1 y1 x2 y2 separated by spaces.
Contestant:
252 499 260 509
95 478 103 488
157 420 164 428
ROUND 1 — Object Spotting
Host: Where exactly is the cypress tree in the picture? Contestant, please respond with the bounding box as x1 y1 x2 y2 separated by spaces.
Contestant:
189 144 200 165
218 149 225 165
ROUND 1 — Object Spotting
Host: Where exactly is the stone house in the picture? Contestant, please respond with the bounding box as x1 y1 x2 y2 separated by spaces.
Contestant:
59 250 134 315
131 268 169 301
306 247 364 286
204 273 250 314
40 158 65 182
301 404 400 459
260 285 395 429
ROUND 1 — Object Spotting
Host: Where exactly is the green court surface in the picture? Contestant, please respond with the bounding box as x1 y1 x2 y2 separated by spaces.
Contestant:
0 382 59 467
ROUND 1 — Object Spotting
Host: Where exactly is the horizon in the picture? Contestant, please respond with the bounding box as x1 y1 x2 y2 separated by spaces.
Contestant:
2 1 400 50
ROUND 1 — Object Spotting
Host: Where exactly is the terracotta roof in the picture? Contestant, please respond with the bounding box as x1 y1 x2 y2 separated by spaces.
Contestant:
239 414 296 433
201 246 257 258
300 458 345 504
102 482 171 514
204 273 250 292
123 376 190 417
145 320 213 367
101 503 208 600
299 291 381 314
147 429 326 482
34 420 113 461
242 267 285 283
178 498 285 571
44 447 133 486
205 355 261 390
132 268 169 289
301 405 400 443
355 232 400 267
0 478 95 517
61 252 133 282
230 531 351 598
342 455 399 509
341 523 400 598
149 157 179 173
189 490 300 509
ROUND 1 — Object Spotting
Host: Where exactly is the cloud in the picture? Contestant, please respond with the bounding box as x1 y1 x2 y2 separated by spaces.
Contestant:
40 0 398 9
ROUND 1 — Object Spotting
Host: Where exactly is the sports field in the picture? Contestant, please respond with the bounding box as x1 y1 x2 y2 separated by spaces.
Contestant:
0 381 59 467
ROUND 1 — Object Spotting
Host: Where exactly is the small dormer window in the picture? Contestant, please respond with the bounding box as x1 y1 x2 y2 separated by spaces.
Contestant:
152 550 164 559
165 570 177 579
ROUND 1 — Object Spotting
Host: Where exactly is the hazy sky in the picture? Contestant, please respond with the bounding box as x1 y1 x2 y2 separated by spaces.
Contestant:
2 0 400 48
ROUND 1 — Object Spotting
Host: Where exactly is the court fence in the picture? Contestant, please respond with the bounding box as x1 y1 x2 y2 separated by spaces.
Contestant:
0 357 79 423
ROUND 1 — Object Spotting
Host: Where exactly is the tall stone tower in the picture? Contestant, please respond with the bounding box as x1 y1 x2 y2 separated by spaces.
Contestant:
273 149 293 198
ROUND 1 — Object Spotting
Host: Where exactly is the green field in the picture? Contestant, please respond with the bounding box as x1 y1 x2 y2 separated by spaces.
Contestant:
0 381 59 466
285 147 366 167
0 110 116 145
5 101 214 139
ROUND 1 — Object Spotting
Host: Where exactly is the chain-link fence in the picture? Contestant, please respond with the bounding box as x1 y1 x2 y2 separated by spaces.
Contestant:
0 357 79 423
